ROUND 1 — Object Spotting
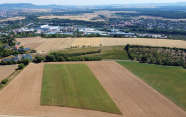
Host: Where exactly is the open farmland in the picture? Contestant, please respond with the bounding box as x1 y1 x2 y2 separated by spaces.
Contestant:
38 11 132 22
0 17 25 22
16 37 76 52
16 37 46 49
0 62 185 117
16 37 186 53
116 61 186 111
41 64 121 114
71 37 186 48
0 65 18 82
71 37 101 47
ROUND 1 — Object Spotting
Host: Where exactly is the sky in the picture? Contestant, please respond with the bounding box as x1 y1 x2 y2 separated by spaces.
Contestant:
0 0 185 5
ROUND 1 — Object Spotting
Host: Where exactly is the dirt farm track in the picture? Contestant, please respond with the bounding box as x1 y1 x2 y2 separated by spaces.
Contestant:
0 61 185 117
16 37 186 53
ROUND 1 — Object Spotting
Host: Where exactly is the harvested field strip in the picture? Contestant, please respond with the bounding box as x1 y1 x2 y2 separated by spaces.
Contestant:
0 65 18 82
117 61 186 111
41 64 121 114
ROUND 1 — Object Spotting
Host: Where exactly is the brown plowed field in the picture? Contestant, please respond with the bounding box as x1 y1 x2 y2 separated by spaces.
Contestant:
0 61 185 117
0 65 18 82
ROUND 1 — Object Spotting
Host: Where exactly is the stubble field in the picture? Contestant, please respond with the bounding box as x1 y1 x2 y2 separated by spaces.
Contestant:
16 37 186 53
0 65 18 82
0 61 185 117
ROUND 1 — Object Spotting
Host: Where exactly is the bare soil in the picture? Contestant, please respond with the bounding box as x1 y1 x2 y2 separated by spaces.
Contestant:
0 61 185 117
0 65 18 82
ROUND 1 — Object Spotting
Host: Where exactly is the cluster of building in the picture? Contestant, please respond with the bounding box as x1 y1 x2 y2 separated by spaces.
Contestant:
1 54 33 63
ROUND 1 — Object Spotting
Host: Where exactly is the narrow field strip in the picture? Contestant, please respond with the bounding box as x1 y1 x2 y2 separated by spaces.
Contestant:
41 63 122 114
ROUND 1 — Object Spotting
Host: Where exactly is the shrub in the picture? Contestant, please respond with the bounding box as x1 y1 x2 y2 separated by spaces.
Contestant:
1 78 8 84
7 60 13 65
183 64 186 68
35 56 44 63
141 55 148 63
18 63 25 69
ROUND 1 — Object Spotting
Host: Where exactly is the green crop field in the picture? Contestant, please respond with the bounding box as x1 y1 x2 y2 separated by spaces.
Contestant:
117 61 186 111
41 64 122 114
51 46 129 60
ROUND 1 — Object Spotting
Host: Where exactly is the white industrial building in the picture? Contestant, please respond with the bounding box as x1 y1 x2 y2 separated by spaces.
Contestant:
36 25 60 31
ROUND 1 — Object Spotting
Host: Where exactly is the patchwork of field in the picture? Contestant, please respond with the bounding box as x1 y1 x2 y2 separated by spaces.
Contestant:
38 14 105 22
0 65 18 82
0 61 185 117
38 11 135 22
131 15 186 21
16 37 186 53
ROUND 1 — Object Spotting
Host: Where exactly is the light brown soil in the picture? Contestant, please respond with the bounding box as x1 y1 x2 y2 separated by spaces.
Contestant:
0 61 185 117
0 65 18 82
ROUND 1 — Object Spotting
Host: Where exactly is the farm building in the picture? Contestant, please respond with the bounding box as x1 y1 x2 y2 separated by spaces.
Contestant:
22 54 33 60
24 47 30 51
1 58 12 62
17 49 24 52
14 45 19 50
12 57 19 62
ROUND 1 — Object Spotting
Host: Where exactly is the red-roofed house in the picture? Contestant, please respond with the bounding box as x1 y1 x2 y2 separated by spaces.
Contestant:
14 45 19 50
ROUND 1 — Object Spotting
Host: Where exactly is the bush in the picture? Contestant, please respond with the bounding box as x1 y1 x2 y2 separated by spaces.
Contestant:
1 79 8 84
18 63 25 69
35 56 44 63
141 55 148 63
7 60 13 65
183 64 186 68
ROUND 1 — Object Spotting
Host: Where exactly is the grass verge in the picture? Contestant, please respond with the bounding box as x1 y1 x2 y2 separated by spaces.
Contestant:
41 63 122 114
51 46 129 60
116 61 186 111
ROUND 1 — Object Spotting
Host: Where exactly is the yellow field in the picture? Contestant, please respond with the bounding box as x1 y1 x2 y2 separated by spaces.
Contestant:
0 17 25 22
71 37 186 48
16 37 186 53
36 38 76 52
71 38 101 47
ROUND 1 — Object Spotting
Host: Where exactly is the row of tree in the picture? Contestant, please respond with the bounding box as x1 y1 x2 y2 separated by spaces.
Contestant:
125 44 186 68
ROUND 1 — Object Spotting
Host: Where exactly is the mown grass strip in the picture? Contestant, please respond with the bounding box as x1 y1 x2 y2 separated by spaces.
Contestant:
41 64 122 114
116 61 186 111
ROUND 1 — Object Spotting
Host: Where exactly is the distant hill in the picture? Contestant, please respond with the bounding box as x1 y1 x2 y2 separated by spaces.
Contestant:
0 3 65 9
1 2 186 9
